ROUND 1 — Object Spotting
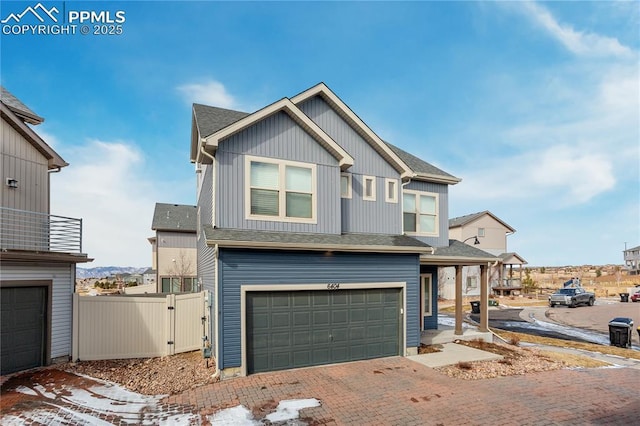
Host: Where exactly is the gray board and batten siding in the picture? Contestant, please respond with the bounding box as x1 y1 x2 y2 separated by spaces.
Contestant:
156 231 196 249
298 95 402 235
1 119 50 213
215 111 341 234
216 249 420 370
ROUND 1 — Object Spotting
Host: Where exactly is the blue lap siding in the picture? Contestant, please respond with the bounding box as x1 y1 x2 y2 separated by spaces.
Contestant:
217 249 420 369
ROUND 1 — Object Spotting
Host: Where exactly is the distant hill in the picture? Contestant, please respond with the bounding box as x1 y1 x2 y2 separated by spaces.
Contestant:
77 266 149 279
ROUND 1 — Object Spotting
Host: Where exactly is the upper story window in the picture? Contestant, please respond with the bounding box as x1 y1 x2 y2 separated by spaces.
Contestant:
363 175 376 201
478 228 485 237
341 173 352 199
246 156 316 223
385 178 398 203
403 190 439 236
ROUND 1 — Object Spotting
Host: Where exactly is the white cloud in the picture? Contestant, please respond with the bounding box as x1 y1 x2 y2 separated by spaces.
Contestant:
50 139 164 267
518 1 633 58
176 80 236 108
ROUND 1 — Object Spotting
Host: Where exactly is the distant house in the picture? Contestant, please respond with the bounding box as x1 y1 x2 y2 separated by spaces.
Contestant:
142 267 156 285
624 245 640 275
190 82 497 378
149 203 198 293
441 211 527 298
0 86 91 375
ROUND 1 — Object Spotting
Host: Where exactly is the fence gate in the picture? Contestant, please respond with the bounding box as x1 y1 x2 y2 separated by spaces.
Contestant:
73 291 207 361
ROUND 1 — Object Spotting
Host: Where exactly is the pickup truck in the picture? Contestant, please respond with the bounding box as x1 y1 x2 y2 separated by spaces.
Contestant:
548 287 595 308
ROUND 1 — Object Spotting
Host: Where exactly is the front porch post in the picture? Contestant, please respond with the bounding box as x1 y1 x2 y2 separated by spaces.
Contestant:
455 265 463 335
479 264 489 332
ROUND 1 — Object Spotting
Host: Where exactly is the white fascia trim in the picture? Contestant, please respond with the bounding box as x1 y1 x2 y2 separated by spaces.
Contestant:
413 173 462 185
419 254 498 265
291 83 412 179
203 98 354 170
207 239 432 254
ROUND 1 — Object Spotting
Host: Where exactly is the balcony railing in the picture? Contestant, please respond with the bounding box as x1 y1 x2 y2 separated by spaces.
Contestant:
0 207 83 254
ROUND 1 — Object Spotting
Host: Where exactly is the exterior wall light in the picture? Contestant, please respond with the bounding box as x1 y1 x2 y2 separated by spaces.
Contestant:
6 178 18 189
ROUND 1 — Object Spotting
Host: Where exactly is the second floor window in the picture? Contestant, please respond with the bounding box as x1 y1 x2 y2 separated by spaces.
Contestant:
363 176 376 201
247 156 316 223
403 190 438 235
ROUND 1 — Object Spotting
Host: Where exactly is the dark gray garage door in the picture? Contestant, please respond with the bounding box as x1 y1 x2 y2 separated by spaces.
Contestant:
1 286 47 375
247 288 401 374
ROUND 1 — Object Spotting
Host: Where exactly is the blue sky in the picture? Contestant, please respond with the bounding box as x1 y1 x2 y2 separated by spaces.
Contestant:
2 1 638 268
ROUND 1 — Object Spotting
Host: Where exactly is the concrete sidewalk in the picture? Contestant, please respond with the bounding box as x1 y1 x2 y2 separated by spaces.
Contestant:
407 342 503 367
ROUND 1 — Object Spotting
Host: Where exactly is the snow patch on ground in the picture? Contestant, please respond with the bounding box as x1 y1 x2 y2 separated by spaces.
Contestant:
209 398 321 424
438 315 474 328
8 378 197 425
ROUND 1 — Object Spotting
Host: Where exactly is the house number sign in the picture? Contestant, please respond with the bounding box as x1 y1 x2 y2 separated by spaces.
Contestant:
326 283 340 290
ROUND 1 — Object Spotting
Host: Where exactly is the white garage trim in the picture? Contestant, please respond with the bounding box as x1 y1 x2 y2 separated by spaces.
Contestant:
239 281 406 377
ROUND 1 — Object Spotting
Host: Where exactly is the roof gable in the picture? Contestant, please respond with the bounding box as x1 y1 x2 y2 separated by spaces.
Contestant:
449 210 516 233
192 97 354 170
1 100 67 170
385 141 460 184
291 83 415 179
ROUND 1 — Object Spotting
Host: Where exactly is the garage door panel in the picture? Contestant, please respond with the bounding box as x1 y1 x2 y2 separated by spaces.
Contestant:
271 312 290 328
1 287 47 375
247 288 401 374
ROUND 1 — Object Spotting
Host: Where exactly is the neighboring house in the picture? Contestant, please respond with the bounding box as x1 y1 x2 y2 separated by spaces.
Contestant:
442 211 527 298
142 267 156 285
0 87 91 375
149 202 198 293
624 245 640 276
190 82 497 378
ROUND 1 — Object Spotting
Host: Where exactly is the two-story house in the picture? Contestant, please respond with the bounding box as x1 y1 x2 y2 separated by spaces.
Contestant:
442 211 527 298
148 202 198 293
0 87 91 375
190 83 497 378
624 245 640 275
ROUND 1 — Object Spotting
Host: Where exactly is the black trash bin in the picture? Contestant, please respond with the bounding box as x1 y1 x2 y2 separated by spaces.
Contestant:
608 317 633 348
470 301 481 314
619 293 629 302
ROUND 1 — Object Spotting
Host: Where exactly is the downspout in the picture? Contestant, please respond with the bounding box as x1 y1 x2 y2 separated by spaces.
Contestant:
200 144 216 228
211 243 220 380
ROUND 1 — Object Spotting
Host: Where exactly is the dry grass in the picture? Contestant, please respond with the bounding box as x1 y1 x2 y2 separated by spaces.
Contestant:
535 350 611 368
493 330 640 361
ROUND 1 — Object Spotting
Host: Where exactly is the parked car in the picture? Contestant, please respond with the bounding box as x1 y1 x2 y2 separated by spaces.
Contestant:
549 287 595 308
631 290 640 302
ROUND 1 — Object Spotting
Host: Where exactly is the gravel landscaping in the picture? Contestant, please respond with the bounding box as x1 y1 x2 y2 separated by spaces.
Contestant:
58 350 218 395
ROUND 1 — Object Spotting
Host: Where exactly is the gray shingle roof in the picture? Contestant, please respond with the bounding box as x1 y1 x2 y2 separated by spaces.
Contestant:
193 103 249 139
432 240 499 260
1 86 44 125
384 142 459 182
152 203 197 232
203 227 433 253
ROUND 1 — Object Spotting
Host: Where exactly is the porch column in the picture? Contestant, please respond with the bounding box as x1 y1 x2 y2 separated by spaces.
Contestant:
479 264 489 332
455 265 463 335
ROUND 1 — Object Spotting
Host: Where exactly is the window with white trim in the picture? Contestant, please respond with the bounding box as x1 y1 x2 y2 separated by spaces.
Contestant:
363 175 376 201
403 190 439 235
385 178 398 203
340 173 352 199
246 156 316 223
422 274 433 319
478 228 485 238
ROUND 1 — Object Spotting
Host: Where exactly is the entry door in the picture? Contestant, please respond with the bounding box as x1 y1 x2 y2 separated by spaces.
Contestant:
420 274 433 331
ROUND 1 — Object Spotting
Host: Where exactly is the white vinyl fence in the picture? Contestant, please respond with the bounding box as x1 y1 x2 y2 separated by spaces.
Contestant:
72 291 208 361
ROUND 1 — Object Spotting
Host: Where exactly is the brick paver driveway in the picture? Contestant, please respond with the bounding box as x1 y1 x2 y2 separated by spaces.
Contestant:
169 356 639 425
